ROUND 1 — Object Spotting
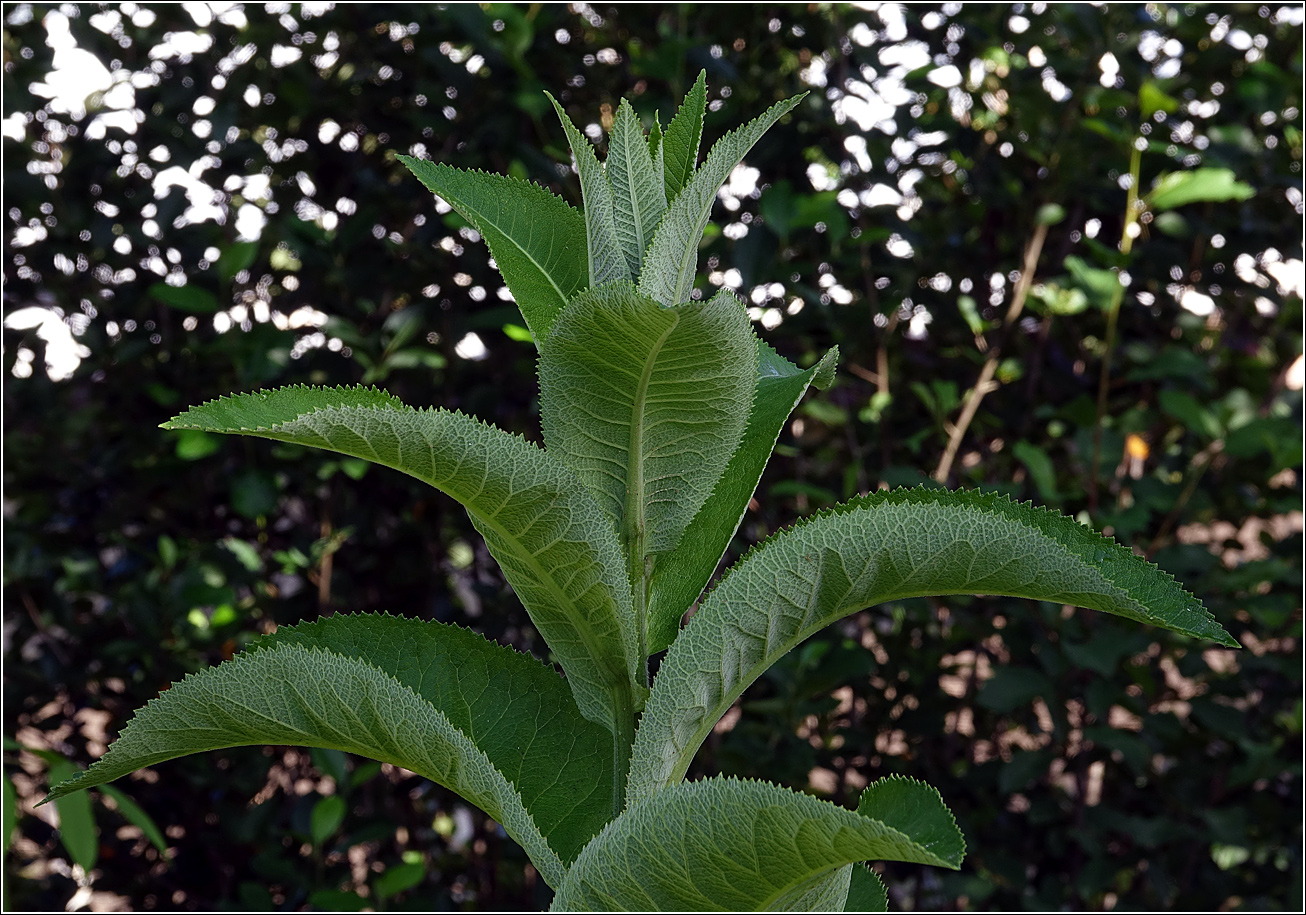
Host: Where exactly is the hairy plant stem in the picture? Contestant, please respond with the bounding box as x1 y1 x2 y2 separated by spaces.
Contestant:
1088 141 1142 513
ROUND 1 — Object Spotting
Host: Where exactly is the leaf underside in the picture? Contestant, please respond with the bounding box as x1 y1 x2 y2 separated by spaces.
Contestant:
396 157 586 345
629 486 1237 802
44 642 568 888
163 385 641 734
540 285 756 556
259 613 613 864
608 98 667 277
640 91 807 306
551 775 962 911
547 92 629 289
659 70 708 202
646 340 839 653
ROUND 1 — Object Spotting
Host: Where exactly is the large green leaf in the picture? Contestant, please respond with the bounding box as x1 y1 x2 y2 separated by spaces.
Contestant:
639 91 806 306
540 285 755 558
43 643 568 888
162 385 642 735
259 613 614 862
645 340 839 653
629 487 1237 802
550 775 962 911
546 92 629 288
396 158 585 345
608 99 666 277
659 70 707 202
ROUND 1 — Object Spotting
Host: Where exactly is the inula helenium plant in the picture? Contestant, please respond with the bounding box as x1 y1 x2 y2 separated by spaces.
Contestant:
47 73 1238 910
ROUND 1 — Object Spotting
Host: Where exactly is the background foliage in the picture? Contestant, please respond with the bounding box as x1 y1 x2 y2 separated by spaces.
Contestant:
4 3 1301 911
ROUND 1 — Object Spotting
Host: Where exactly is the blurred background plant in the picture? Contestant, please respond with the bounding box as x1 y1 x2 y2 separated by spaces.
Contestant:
3 2 1301 910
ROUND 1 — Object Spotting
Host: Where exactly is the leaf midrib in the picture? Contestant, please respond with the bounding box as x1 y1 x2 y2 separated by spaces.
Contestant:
615 120 652 266
256 412 634 738
471 502 627 682
652 579 1143 795
457 190 571 307
625 314 679 546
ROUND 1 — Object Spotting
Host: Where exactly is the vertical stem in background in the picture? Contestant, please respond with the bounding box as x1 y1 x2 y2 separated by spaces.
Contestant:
933 222 1049 484
1088 141 1143 513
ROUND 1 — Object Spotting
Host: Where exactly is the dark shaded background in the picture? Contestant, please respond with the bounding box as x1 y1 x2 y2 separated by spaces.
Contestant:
4 3 1302 910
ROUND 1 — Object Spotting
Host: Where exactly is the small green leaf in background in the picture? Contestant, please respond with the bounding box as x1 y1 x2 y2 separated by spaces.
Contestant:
1035 203 1066 226
310 794 347 845
1138 81 1180 118
1159 389 1223 440
217 241 259 283
46 759 97 871
502 323 534 343
1028 281 1089 316
148 282 219 313
373 860 426 900
978 667 1054 714
1211 843 1252 870
3 774 16 856
157 534 179 570
1064 256 1120 310
1012 440 1061 503
957 294 984 335
221 536 263 573
173 429 221 460
307 889 370 911
229 470 279 519
98 785 169 855
1145 168 1254 211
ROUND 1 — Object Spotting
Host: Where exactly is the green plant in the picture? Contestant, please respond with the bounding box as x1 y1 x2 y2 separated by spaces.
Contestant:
45 73 1238 911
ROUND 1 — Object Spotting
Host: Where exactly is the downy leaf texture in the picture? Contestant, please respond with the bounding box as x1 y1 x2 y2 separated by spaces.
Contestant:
162 385 642 734
551 775 962 911
640 90 806 306
647 112 665 194
546 92 629 289
540 285 755 557
607 99 667 278
257 613 614 864
628 487 1237 802
396 157 585 345
43 642 568 888
646 341 839 653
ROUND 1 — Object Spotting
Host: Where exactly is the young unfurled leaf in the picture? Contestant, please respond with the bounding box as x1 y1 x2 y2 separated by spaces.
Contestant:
629 487 1237 802
550 776 962 911
396 158 585 345
540 285 755 560
645 341 839 653
258 613 614 862
43 642 568 888
608 99 667 277
659 70 707 202
640 90 806 306
162 386 643 736
546 92 629 288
